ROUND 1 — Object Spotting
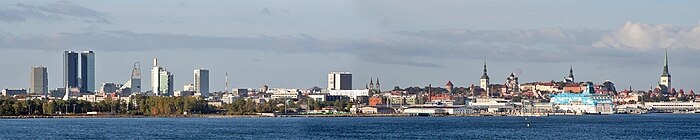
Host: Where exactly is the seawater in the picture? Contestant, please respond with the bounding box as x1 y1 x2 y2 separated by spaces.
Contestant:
1 114 699 139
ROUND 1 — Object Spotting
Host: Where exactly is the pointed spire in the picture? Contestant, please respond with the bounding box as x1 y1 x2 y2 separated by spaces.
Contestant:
662 47 670 77
480 61 489 79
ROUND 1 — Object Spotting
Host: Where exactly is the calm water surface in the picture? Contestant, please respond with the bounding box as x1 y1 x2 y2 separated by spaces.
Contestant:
1 114 699 139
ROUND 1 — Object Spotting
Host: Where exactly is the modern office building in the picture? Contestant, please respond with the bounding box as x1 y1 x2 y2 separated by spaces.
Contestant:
129 62 141 94
63 51 79 89
151 58 174 96
328 72 352 90
158 71 174 96
194 68 209 97
30 67 48 95
80 50 95 93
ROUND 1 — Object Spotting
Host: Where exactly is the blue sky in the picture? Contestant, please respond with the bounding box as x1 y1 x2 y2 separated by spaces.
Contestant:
1 0 700 92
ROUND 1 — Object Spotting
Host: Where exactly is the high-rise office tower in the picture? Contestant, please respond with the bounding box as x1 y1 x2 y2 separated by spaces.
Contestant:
194 68 209 97
328 72 352 90
130 62 141 94
63 51 79 88
80 50 95 93
152 58 162 95
159 70 174 96
151 58 173 96
30 67 48 95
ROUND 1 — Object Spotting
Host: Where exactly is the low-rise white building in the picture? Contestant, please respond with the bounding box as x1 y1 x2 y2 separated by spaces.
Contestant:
269 88 300 99
329 89 369 101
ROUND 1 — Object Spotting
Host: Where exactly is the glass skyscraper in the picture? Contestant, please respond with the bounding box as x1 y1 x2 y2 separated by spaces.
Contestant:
63 51 79 88
80 50 95 93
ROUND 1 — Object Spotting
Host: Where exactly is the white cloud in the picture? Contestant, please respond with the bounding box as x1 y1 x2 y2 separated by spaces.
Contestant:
0 1 109 23
594 22 700 51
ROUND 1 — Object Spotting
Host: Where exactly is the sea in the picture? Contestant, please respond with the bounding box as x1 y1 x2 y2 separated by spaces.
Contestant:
1 114 699 139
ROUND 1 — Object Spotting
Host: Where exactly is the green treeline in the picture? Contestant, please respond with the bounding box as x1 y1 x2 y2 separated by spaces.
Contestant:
1 95 356 116
0 95 214 116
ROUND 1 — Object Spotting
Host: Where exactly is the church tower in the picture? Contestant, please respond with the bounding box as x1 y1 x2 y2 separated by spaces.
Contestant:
565 65 574 83
480 62 490 96
660 48 671 91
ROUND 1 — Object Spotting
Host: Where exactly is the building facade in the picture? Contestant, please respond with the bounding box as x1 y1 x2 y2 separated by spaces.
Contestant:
80 50 95 93
63 51 79 89
328 72 352 90
194 68 209 97
151 58 173 96
30 67 48 95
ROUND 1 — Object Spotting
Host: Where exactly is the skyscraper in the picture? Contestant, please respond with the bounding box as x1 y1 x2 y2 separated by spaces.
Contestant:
151 58 173 96
660 48 671 91
130 61 141 94
80 50 95 93
328 72 352 90
152 58 161 95
159 70 174 96
194 68 209 97
63 51 79 88
30 67 48 95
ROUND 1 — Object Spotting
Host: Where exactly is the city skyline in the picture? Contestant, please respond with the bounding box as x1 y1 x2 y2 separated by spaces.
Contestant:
2 0 700 91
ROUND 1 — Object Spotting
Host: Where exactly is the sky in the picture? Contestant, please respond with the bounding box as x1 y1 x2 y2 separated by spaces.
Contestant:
2 0 700 92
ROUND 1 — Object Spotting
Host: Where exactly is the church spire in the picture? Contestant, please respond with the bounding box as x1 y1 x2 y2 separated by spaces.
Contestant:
480 61 489 79
662 47 670 77
565 65 575 83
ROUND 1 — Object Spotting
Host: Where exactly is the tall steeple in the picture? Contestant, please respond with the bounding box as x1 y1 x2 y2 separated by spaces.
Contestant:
566 65 575 83
480 61 490 96
662 47 670 77
480 61 489 80
660 47 671 90
375 78 380 90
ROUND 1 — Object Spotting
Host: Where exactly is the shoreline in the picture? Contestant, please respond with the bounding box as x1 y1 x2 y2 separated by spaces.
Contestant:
1 113 691 119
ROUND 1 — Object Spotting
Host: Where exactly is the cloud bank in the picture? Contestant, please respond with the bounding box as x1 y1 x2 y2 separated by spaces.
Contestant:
2 22 700 67
0 1 109 23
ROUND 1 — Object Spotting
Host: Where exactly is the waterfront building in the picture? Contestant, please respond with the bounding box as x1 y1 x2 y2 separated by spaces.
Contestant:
269 88 301 99
480 62 490 96
403 105 470 115
151 58 174 96
30 67 48 95
80 50 95 93
645 102 700 113
63 51 79 89
549 83 614 114
357 106 396 114
329 89 370 101
659 48 671 92
2 89 27 96
194 68 209 97
328 72 352 90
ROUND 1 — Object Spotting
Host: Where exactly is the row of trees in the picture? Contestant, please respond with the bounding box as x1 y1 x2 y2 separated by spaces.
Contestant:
0 95 215 116
223 98 294 115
